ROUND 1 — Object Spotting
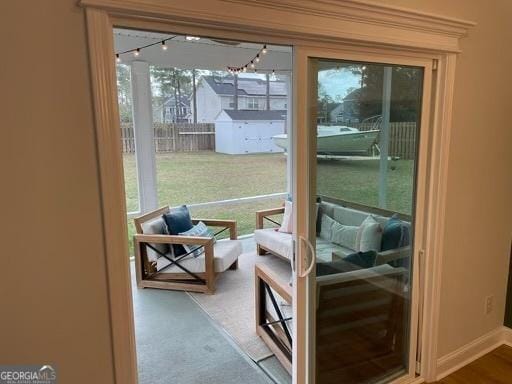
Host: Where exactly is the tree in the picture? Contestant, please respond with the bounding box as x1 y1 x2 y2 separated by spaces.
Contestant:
358 65 422 122
116 64 133 123
150 67 193 122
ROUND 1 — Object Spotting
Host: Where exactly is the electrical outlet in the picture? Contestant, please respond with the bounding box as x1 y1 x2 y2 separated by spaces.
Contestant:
485 295 494 315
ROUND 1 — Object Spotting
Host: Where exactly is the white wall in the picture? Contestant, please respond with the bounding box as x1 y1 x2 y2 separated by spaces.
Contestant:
374 0 512 360
215 115 285 154
195 80 222 122
220 95 234 110
3 1 511 383
226 95 287 111
1 1 115 382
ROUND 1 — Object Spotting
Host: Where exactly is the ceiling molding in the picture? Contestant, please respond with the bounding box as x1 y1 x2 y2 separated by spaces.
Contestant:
80 0 475 53
223 0 475 38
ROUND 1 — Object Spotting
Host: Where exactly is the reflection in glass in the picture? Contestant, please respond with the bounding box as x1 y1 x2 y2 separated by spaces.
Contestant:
314 61 423 383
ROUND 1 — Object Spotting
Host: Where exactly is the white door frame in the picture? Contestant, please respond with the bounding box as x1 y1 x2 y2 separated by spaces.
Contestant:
292 46 433 384
81 1 474 383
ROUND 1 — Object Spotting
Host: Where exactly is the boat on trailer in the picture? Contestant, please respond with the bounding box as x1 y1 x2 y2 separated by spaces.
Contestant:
272 125 380 156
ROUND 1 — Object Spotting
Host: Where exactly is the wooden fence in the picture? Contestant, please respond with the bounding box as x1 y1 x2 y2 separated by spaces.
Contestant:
352 121 417 160
121 121 417 159
121 122 215 153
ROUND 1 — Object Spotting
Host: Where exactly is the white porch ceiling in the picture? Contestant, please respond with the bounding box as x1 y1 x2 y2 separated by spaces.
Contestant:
113 28 292 72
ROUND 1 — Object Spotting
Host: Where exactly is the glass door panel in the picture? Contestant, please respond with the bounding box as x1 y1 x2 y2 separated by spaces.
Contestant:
311 59 423 384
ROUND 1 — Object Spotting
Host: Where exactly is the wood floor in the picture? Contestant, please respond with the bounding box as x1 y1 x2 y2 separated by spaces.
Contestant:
433 345 512 384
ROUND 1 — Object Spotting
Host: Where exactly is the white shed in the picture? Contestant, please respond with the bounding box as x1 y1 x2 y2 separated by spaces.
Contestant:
215 110 286 154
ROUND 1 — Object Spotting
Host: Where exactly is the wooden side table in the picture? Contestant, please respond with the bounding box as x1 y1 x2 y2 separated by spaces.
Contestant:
255 264 292 374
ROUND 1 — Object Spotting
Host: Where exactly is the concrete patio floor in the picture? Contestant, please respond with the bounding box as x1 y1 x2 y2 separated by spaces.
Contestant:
130 237 291 384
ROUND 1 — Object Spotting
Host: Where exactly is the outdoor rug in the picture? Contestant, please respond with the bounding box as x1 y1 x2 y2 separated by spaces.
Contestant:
188 250 292 362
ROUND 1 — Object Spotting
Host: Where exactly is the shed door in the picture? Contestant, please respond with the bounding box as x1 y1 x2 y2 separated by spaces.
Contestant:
243 123 260 153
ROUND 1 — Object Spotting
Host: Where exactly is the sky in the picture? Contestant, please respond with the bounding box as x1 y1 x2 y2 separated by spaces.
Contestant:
318 68 361 100
240 68 361 100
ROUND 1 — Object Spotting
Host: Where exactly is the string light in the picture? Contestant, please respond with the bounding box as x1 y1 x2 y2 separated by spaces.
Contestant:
115 37 284 74
225 44 269 74
115 35 177 61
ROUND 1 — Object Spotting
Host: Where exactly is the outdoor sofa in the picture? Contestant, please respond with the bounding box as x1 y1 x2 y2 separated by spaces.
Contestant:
254 199 411 266
254 198 411 377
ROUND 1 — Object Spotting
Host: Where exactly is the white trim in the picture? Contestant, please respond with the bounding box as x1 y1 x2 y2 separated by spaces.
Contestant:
503 326 512 347
127 211 141 219
436 327 510 381
224 0 473 37
81 0 474 53
80 2 474 383
186 192 287 209
419 54 458 382
127 193 286 219
84 8 138 384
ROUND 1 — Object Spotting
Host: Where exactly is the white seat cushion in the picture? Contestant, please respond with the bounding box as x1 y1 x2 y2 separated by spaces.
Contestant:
254 228 293 260
316 237 355 262
254 228 354 262
156 239 242 274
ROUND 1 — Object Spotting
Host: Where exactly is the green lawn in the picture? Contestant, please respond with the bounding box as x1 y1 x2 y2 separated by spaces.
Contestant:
123 152 414 255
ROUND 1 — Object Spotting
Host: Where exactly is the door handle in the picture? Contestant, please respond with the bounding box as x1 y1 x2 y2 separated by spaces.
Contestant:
298 236 316 278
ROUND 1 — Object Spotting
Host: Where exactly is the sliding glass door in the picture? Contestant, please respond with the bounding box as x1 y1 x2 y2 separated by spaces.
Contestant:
293 48 432 384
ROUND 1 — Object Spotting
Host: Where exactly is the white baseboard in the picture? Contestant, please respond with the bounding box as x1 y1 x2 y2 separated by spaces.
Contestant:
503 326 512 347
436 326 511 381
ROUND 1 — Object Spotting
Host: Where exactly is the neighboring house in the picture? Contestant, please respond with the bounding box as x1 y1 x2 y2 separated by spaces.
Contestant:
341 88 361 123
215 109 286 154
321 90 362 125
328 103 343 123
153 95 192 123
194 75 288 123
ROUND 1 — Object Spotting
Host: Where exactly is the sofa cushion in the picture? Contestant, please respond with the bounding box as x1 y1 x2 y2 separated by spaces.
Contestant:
278 200 293 234
163 205 194 256
254 228 293 260
344 250 378 268
356 215 383 252
179 221 214 257
319 201 389 227
316 259 362 276
156 239 242 273
316 238 355 262
141 216 170 261
319 214 358 250
381 215 410 251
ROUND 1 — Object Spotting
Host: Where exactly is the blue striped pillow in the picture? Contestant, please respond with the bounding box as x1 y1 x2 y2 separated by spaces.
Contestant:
179 221 215 257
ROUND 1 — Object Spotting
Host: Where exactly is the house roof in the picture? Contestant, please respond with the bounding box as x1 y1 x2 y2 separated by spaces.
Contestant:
161 95 191 108
221 109 287 121
328 103 343 114
344 88 361 101
203 76 287 96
